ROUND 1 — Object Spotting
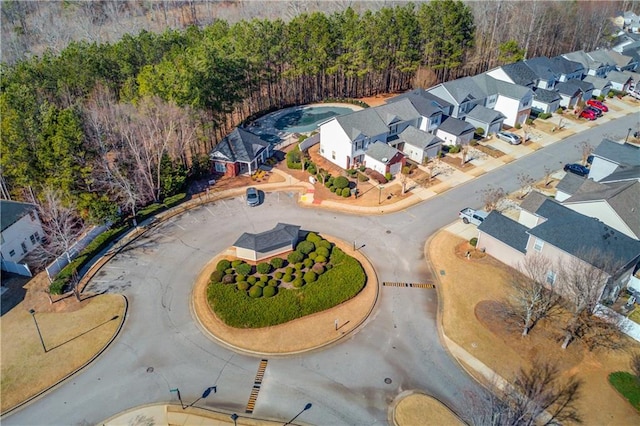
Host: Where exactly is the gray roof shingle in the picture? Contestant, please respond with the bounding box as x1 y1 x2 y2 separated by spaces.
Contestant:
473 74 532 100
210 128 269 163
556 172 586 196
499 61 539 87
599 164 640 183
582 75 611 90
530 199 640 272
438 117 475 136
555 81 582 96
593 138 640 167
399 126 442 150
478 211 530 253
374 98 422 125
386 90 450 117
524 57 557 81
440 76 487 103
1 200 37 232
520 191 549 214
550 56 585 76
335 108 389 140
466 104 506 124
233 223 300 253
365 141 404 163
607 70 633 85
533 87 562 103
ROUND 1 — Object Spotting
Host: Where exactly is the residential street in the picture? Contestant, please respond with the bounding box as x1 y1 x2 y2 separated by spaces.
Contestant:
3 112 639 425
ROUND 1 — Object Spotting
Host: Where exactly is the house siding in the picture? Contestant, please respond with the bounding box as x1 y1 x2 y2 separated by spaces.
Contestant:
486 68 516 85
494 95 529 127
319 119 353 169
0 212 43 264
588 157 619 181
477 230 526 268
235 245 293 262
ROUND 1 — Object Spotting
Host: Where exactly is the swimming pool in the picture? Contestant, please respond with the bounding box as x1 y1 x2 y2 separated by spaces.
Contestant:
273 106 355 133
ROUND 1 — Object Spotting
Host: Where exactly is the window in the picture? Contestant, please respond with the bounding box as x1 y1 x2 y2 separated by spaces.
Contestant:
546 271 557 285
332 151 336 160
533 238 544 252
389 124 399 135
214 162 226 173
9 249 15 257
21 242 27 254
30 234 36 244
29 211 36 221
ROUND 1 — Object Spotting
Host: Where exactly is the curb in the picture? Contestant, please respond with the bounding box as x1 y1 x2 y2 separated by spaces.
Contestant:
1 294 129 418
387 389 466 426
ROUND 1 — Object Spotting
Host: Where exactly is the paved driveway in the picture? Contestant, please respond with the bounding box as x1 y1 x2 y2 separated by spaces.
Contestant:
4 112 638 425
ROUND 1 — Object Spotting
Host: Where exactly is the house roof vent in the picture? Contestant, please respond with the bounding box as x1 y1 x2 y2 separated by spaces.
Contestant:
381 157 388 162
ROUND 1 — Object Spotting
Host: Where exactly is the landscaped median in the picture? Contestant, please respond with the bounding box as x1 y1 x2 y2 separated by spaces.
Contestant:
428 230 640 425
191 235 378 355
0 294 126 414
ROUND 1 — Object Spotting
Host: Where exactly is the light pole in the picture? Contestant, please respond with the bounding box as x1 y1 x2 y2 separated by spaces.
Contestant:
283 402 312 426
625 127 632 143
230 413 239 426
170 386 216 409
378 185 384 205
29 309 47 353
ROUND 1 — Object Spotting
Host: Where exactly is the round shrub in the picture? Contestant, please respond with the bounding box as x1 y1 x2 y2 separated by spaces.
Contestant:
282 274 294 283
235 274 246 282
288 251 304 264
270 257 285 269
260 275 269 282
325 263 333 270
256 262 271 274
294 262 304 271
249 286 263 298
315 255 327 263
341 188 351 197
312 263 325 275
330 186 337 193
333 176 349 189
256 280 266 288
231 260 243 268
216 259 231 272
309 251 317 260
292 278 305 288
247 276 257 284
303 271 317 284
275 271 283 279
210 270 223 283
304 258 314 268
470 237 478 247
237 281 250 291
324 180 332 188
235 262 252 276
296 240 315 255
316 239 331 249
306 232 322 243
316 246 330 258
268 279 279 287
225 268 234 274
263 286 277 297
285 267 294 275
222 274 235 284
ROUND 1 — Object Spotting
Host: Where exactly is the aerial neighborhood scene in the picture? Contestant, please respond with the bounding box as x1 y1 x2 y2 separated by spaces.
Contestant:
3 1 640 425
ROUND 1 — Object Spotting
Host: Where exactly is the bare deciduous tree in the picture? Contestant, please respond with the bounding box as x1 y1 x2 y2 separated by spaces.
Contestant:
516 173 535 199
543 166 554 187
465 359 582 426
478 185 506 211
461 144 470 166
575 141 594 166
503 254 559 336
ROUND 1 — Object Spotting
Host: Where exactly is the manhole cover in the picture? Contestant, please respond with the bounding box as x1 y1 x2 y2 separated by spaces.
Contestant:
384 378 392 384
386 230 391 234
147 367 154 373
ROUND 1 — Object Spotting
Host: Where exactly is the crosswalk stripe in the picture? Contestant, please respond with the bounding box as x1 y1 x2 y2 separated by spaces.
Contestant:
382 282 435 289
246 359 268 413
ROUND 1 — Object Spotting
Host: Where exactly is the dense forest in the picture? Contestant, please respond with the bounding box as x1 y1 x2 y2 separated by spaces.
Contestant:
0 1 631 243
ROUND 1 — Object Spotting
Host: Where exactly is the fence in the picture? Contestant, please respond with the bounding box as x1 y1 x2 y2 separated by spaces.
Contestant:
45 223 110 280
1 259 31 277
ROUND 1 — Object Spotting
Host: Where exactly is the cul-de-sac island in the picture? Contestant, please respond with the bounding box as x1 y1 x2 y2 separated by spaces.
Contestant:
1 1 640 425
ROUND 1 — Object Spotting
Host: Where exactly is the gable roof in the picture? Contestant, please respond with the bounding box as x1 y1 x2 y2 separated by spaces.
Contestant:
1 200 37 232
335 108 389 140
533 87 562 103
564 180 640 238
586 50 617 68
438 117 475 136
498 61 539 86
563 50 604 71
593 139 640 167
386 90 451 117
550 55 585 76
556 172 586 196
399 126 443 150
233 223 300 253
555 80 582 96
524 57 557 81
602 50 636 68
478 211 530 253
607 70 632 85
439 76 487 104
210 128 269 163
473 73 532 100
571 79 594 92
599 164 640 183
530 199 640 272
582 75 611 90
520 191 549 214
365 141 404 163
374 98 421 125
466 104 506 124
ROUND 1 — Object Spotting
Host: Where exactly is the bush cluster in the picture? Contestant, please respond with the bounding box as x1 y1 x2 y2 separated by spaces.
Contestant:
256 262 271 274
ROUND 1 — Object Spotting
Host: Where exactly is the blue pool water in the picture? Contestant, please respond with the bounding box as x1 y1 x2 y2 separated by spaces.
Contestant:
274 106 355 133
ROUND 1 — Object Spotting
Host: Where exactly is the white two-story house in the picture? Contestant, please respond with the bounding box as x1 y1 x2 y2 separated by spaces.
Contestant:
1 200 44 276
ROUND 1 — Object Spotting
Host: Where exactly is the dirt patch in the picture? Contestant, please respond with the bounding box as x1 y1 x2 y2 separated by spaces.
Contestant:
430 231 640 425
192 236 378 354
356 93 396 107
439 154 477 171
475 143 505 158
454 241 485 260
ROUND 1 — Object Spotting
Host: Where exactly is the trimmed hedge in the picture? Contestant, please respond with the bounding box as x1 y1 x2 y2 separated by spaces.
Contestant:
288 251 304 264
306 232 322 243
282 273 294 283
315 255 327 263
263 286 277 297
216 259 231 272
236 262 252 276
249 286 263 298
247 276 257 284
296 240 315 255
312 264 325 275
303 271 317 283
333 176 349 189
270 257 285 269
237 281 250 291
256 262 271 274
303 258 314 268
316 246 330 258
222 274 235 284
210 270 223 283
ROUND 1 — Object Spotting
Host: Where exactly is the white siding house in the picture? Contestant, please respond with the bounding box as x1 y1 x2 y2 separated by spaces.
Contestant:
1 200 44 275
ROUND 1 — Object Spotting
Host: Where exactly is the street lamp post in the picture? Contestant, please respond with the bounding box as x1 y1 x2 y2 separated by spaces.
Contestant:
230 413 239 426
170 386 216 410
29 309 47 353
283 402 312 426
625 127 632 143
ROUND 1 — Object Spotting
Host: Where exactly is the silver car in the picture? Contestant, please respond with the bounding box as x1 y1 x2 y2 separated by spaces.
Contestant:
496 131 522 145
246 187 260 206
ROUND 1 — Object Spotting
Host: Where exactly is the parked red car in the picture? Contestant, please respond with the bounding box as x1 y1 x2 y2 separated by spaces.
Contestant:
580 109 597 120
586 99 609 112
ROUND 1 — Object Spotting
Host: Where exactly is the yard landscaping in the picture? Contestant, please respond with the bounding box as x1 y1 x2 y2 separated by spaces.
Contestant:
207 232 366 328
0 294 125 413
429 231 640 425
609 372 640 412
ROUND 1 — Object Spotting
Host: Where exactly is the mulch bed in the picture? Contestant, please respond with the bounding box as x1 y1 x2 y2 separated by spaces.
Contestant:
475 143 505 158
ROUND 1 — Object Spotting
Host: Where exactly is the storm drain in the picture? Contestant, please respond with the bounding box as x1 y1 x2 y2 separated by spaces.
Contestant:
382 282 435 289
246 359 268 413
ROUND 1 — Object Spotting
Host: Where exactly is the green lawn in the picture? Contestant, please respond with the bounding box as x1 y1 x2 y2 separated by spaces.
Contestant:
207 246 366 328
629 308 640 325
609 372 640 411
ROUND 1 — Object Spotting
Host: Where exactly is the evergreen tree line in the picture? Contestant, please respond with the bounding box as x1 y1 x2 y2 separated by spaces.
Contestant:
0 1 617 226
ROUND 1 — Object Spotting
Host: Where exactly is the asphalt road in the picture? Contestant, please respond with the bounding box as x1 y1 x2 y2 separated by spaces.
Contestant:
4 112 638 426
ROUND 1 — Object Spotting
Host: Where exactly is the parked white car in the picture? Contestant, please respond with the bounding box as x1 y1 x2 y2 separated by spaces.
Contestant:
496 131 522 145
459 207 489 225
